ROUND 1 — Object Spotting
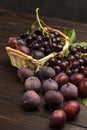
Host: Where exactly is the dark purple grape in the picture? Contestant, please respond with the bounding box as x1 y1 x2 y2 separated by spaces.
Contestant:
26 36 33 44
65 69 72 76
56 37 61 43
60 61 68 70
80 66 85 71
32 33 37 40
53 66 61 74
34 28 42 35
45 48 52 55
76 45 81 52
74 53 80 59
72 68 79 73
84 57 87 65
79 58 84 65
69 46 77 54
72 60 80 68
57 60 62 66
82 46 87 53
51 43 57 52
52 38 57 43
43 34 50 41
32 42 40 50
20 32 29 39
57 44 63 52
56 54 63 60
49 57 57 67
39 47 45 53
68 54 76 62
42 41 50 48
54 32 59 37
37 35 43 43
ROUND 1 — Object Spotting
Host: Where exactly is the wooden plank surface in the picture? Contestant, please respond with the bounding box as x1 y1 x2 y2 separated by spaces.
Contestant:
0 9 87 130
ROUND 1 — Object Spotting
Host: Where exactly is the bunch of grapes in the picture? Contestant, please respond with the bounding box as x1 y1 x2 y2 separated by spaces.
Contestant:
48 45 87 76
19 27 65 56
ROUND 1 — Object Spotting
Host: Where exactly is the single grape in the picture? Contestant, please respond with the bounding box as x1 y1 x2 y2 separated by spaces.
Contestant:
72 60 80 68
49 57 57 67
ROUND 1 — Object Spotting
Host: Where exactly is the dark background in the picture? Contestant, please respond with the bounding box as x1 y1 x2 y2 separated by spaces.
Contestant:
0 0 87 23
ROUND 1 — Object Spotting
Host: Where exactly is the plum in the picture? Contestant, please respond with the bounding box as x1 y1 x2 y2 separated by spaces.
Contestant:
60 83 78 100
17 45 30 55
70 73 84 85
50 110 66 128
55 72 69 86
7 37 19 49
78 79 87 97
64 101 80 120
44 90 64 110
24 76 41 92
22 90 41 110
38 66 56 80
31 50 45 59
17 67 34 83
42 78 58 93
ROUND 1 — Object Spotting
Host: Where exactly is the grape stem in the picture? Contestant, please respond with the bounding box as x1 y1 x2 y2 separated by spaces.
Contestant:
36 8 48 34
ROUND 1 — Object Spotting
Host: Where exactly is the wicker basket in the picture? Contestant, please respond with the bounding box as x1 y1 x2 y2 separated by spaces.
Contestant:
6 27 69 73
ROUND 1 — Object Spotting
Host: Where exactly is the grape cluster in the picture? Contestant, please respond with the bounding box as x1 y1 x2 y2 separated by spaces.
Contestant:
19 27 64 56
48 45 87 76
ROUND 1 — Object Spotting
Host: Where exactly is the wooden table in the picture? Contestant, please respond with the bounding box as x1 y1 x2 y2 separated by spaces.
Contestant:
0 9 87 130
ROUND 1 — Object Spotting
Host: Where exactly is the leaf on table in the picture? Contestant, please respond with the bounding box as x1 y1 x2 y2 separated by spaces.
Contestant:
82 98 87 107
64 29 76 44
71 42 87 47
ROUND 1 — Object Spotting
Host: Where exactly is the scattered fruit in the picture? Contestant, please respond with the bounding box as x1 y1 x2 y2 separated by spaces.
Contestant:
60 83 78 100
64 101 80 120
24 76 41 92
22 90 41 110
38 66 55 80
70 73 84 85
17 67 34 83
50 110 66 128
55 72 69 86
78 79 87 97
42 78 58 93
44 90 64 110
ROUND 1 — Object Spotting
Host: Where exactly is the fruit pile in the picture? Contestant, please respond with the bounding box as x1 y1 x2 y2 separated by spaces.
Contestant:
6 8 87 128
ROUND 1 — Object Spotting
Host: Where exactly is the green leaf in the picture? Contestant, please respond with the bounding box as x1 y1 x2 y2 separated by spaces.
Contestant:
64 29 76 44
71 42 87 47
68 29 76 44
82 98 87 107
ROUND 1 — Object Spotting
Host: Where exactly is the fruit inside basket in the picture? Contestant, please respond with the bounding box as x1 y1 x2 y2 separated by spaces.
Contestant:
6 8 70 72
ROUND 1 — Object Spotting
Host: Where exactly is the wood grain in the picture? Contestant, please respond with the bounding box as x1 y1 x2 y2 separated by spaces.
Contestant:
0 9 87 130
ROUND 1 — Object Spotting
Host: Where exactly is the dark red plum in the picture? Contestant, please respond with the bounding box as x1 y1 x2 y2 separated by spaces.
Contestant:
70 73 84 85
7 37 19 49
42 78 58 93
64 101 80 120
55 72 69 86
78 79 87 97
22 90 41 110
17 67 34 83
24 76 41 92
60 83 78 100
50 110 66 128
44 90 64 110
17 45 31 55
82 66 87 78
